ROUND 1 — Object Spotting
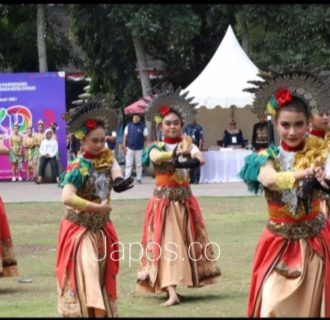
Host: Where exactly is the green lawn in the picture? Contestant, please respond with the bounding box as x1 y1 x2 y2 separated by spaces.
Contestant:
0 196 267 317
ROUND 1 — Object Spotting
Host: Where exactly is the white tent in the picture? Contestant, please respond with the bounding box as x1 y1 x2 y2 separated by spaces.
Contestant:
183 24 260 109
182 25 267 148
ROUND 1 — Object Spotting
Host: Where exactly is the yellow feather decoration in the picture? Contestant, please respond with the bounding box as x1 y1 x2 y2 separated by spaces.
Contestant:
294 135 328 170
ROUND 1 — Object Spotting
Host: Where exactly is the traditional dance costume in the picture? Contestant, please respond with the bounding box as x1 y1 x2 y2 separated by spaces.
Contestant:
0 196 18 278
56 100 132 317
241 71 330 317
308 128 330 219
57 149 120 317
136 88 220 294
241 137 330 317
10 133 24 171
24 134 37 168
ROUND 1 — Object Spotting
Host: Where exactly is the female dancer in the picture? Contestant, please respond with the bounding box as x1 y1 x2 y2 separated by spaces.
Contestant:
56 100 133 317
9 123 24 181
0 142 18 278
33 120 45 178
308 108 330 219
136 89 221 307
240 71 330 317
23 126 37 181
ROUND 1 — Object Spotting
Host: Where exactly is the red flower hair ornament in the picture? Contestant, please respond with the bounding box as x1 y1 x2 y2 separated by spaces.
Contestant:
85 119 99 130
74 119 100 140
159 105 171 117
276 88 293 107
267 87 294 116
154 105 173 125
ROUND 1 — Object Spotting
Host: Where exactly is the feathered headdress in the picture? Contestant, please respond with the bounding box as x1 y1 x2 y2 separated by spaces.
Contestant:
62 97 117 140
143 83 198 125
244 71 330 117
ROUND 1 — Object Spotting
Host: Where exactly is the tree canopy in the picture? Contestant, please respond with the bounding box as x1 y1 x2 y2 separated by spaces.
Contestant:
0 4 73 72
1 4 329 110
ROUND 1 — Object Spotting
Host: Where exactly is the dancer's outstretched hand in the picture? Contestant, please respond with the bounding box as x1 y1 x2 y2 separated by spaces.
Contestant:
296 176 330 215
314 166 329 190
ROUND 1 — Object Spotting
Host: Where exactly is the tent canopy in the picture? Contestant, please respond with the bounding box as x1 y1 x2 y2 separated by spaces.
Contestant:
182 25 261 109
124 97 148 115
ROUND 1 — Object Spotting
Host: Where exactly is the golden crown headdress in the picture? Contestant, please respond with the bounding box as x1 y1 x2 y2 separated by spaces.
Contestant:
143 83 198 125
62 96 117 140
244 71 330 117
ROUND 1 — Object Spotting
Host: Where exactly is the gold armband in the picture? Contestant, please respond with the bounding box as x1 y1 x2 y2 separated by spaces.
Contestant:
157 151 173 162
275 172 296 189
72 194 91 211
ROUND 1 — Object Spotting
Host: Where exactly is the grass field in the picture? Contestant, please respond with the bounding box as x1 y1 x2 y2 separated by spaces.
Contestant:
0 196 267 317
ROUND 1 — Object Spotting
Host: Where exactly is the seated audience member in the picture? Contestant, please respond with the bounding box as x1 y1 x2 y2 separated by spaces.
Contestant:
222 120 245 148
36 128 59 184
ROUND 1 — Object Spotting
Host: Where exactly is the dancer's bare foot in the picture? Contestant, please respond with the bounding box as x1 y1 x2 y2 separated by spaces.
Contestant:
161 295 180 307
166 292 184 300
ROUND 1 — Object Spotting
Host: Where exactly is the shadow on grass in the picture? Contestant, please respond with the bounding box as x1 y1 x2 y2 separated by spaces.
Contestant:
178 293 230 303
0 287 24 294
154 292 230 303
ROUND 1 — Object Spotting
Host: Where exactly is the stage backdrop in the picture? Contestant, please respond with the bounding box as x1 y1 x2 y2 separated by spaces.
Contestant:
0 72 66 180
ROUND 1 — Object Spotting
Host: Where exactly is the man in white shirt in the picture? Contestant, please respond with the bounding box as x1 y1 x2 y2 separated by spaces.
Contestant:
36 128 59 184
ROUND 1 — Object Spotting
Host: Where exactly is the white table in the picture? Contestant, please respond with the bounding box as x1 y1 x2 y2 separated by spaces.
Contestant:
200 149 252 183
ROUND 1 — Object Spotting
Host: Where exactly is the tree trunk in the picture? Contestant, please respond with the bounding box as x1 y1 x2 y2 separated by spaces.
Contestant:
37 4 48 72
235 6 250 54
241 19 249 54
132 32 151 97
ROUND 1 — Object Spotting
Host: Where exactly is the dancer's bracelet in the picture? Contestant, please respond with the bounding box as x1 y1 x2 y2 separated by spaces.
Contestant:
275 172 296 189
157 151 174 162
72 194 91 211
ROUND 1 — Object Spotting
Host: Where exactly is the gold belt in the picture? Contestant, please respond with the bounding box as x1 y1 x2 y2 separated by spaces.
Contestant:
153 186 192 202
64 209 110 231
266 213 326 239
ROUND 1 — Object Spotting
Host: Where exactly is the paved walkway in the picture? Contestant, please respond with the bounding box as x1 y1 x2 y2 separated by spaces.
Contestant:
0 177 253 203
